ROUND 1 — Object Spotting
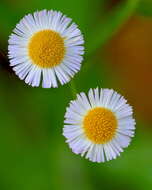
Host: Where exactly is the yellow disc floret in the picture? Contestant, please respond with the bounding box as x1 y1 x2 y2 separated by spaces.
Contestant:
83 107 117 144
28 30 65 68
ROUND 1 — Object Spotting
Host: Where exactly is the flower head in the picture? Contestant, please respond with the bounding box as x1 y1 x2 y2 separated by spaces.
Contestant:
63 88 135 163
8 10 84 88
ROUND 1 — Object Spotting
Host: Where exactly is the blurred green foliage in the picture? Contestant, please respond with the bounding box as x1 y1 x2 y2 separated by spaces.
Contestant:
0 0 152 190
137 0 152 16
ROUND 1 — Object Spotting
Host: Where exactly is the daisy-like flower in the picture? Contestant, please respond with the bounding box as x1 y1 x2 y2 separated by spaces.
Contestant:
8 10 84 88
63 88 135 163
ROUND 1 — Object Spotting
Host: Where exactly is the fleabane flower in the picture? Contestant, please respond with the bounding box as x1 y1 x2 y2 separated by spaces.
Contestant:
63 88 135 163
8 10 84 88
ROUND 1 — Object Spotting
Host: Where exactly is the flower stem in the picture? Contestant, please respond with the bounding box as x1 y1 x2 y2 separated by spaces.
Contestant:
86 0 140 58
69 80 77 99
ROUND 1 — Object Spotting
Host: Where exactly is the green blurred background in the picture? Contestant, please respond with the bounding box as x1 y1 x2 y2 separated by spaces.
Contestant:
0 0 152 189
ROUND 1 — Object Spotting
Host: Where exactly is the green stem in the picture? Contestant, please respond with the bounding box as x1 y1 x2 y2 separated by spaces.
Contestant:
68 0 139 99
85 0 140 58
68 80 77 99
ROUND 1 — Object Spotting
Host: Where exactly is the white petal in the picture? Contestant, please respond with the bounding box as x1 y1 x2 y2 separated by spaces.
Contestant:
8 10 84 88
63 88 135 163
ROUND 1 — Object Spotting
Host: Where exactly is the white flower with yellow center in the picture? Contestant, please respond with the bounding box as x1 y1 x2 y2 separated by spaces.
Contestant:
63 88 135 163
8 10 84 88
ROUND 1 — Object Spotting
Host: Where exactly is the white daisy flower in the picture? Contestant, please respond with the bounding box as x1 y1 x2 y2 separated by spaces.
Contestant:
63 88 135 163
8 10 84 88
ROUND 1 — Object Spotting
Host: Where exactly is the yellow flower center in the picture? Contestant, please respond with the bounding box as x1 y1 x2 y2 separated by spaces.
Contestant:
83 107 117 144
28 30 65 68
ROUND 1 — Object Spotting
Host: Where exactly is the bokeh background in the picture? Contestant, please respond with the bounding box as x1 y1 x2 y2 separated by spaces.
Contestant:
0 0 152 189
